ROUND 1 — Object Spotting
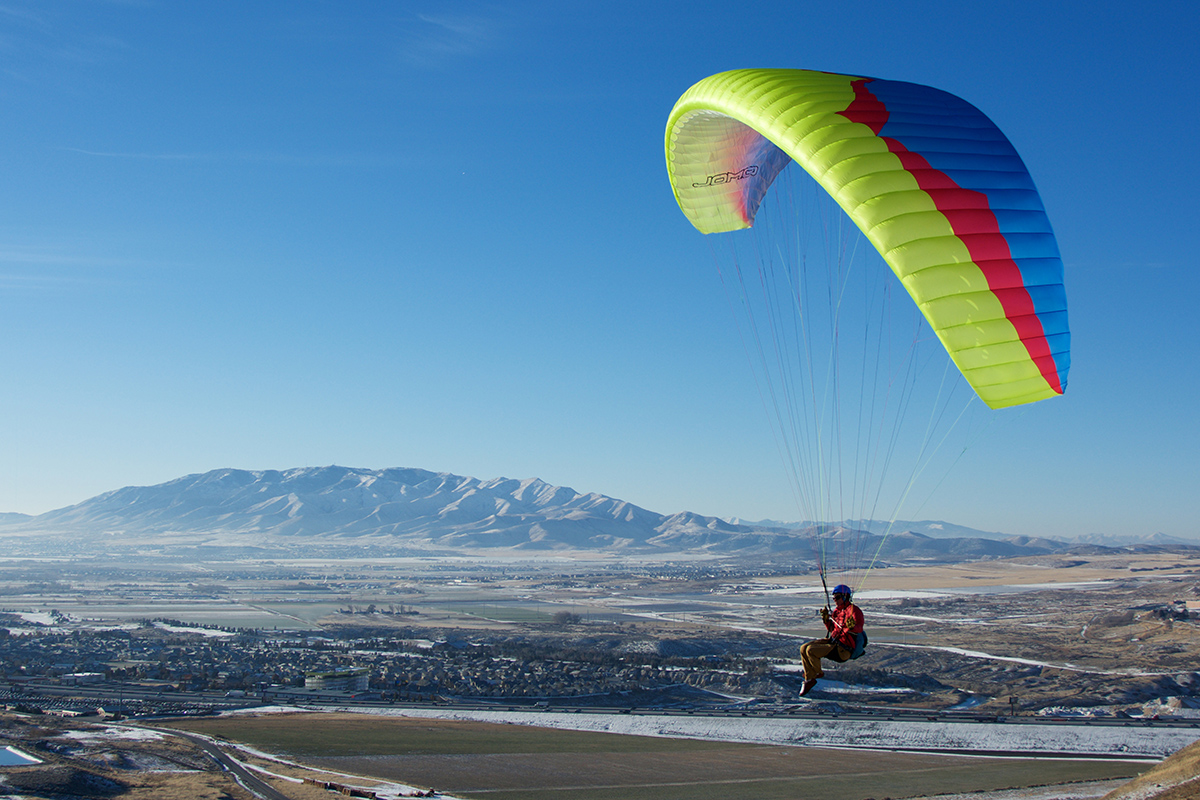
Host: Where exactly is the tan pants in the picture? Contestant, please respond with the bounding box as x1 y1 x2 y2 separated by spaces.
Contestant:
800 638 850 680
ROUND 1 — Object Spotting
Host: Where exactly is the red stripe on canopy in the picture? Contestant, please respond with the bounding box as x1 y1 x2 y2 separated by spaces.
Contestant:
840 80 1062 395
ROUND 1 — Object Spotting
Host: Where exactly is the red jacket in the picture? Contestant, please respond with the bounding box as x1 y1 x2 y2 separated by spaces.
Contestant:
826 602 864 650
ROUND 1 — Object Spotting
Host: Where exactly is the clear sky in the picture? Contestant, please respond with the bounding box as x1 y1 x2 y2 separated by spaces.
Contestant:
1 1 1196 540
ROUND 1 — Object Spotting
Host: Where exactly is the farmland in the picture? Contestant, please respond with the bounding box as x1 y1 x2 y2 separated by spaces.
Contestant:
162 711 1141 800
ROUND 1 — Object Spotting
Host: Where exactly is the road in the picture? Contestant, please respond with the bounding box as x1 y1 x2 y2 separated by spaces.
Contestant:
140 724 295 800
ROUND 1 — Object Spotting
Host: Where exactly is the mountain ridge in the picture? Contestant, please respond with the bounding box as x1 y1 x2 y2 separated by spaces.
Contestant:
0 465 1174 560
2 466 758 555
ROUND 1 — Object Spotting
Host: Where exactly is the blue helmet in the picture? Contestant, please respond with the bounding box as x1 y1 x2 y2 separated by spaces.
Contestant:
832 584 852 598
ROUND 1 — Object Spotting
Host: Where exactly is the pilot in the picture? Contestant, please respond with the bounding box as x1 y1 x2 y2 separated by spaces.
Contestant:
799 584 864 696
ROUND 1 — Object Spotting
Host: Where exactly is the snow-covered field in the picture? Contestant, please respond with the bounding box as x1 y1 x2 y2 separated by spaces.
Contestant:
259 705 1199 760
60 727 166 743
153 622 237 638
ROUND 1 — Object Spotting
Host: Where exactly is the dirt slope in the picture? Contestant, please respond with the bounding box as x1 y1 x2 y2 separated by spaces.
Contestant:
1103 739 1200 800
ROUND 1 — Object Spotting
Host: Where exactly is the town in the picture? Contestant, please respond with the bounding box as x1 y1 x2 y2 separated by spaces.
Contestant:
0 608 835 718
4 549 1200 723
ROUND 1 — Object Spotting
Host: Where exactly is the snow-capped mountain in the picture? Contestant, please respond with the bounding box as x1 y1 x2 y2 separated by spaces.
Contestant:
0 466 1101 560
0 466 785 556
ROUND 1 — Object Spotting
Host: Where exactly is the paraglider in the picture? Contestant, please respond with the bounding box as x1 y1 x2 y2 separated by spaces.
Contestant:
665 69 1069 593
799 583 865 695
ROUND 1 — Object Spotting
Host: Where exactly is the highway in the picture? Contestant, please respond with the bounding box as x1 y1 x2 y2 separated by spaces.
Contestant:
8 678 1199 734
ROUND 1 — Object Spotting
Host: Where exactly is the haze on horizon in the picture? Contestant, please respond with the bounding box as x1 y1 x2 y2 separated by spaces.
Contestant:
0 1 1195 542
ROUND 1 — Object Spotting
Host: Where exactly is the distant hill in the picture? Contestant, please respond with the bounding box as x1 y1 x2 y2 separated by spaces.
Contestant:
1061 531 1200 547
733 518 1010 540
735 517 1198 548
0 465 1104 562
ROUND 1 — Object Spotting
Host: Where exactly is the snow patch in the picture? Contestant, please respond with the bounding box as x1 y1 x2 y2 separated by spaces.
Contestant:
949 696 985 710
236 705 1199 759
60 726 165 743
153 622 237 638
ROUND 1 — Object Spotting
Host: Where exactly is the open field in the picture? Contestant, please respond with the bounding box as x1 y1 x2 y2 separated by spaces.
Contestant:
845 554 1194 591
431 603 558 624
163 712 1144 800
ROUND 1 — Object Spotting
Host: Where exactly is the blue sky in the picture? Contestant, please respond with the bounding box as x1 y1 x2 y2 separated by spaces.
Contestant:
0 1 1196 539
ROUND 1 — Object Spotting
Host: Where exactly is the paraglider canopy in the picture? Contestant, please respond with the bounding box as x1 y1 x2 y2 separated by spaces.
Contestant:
665 69 1069 410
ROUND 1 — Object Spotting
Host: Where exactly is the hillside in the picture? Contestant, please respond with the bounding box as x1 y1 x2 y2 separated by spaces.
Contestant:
1102 737 1200 800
